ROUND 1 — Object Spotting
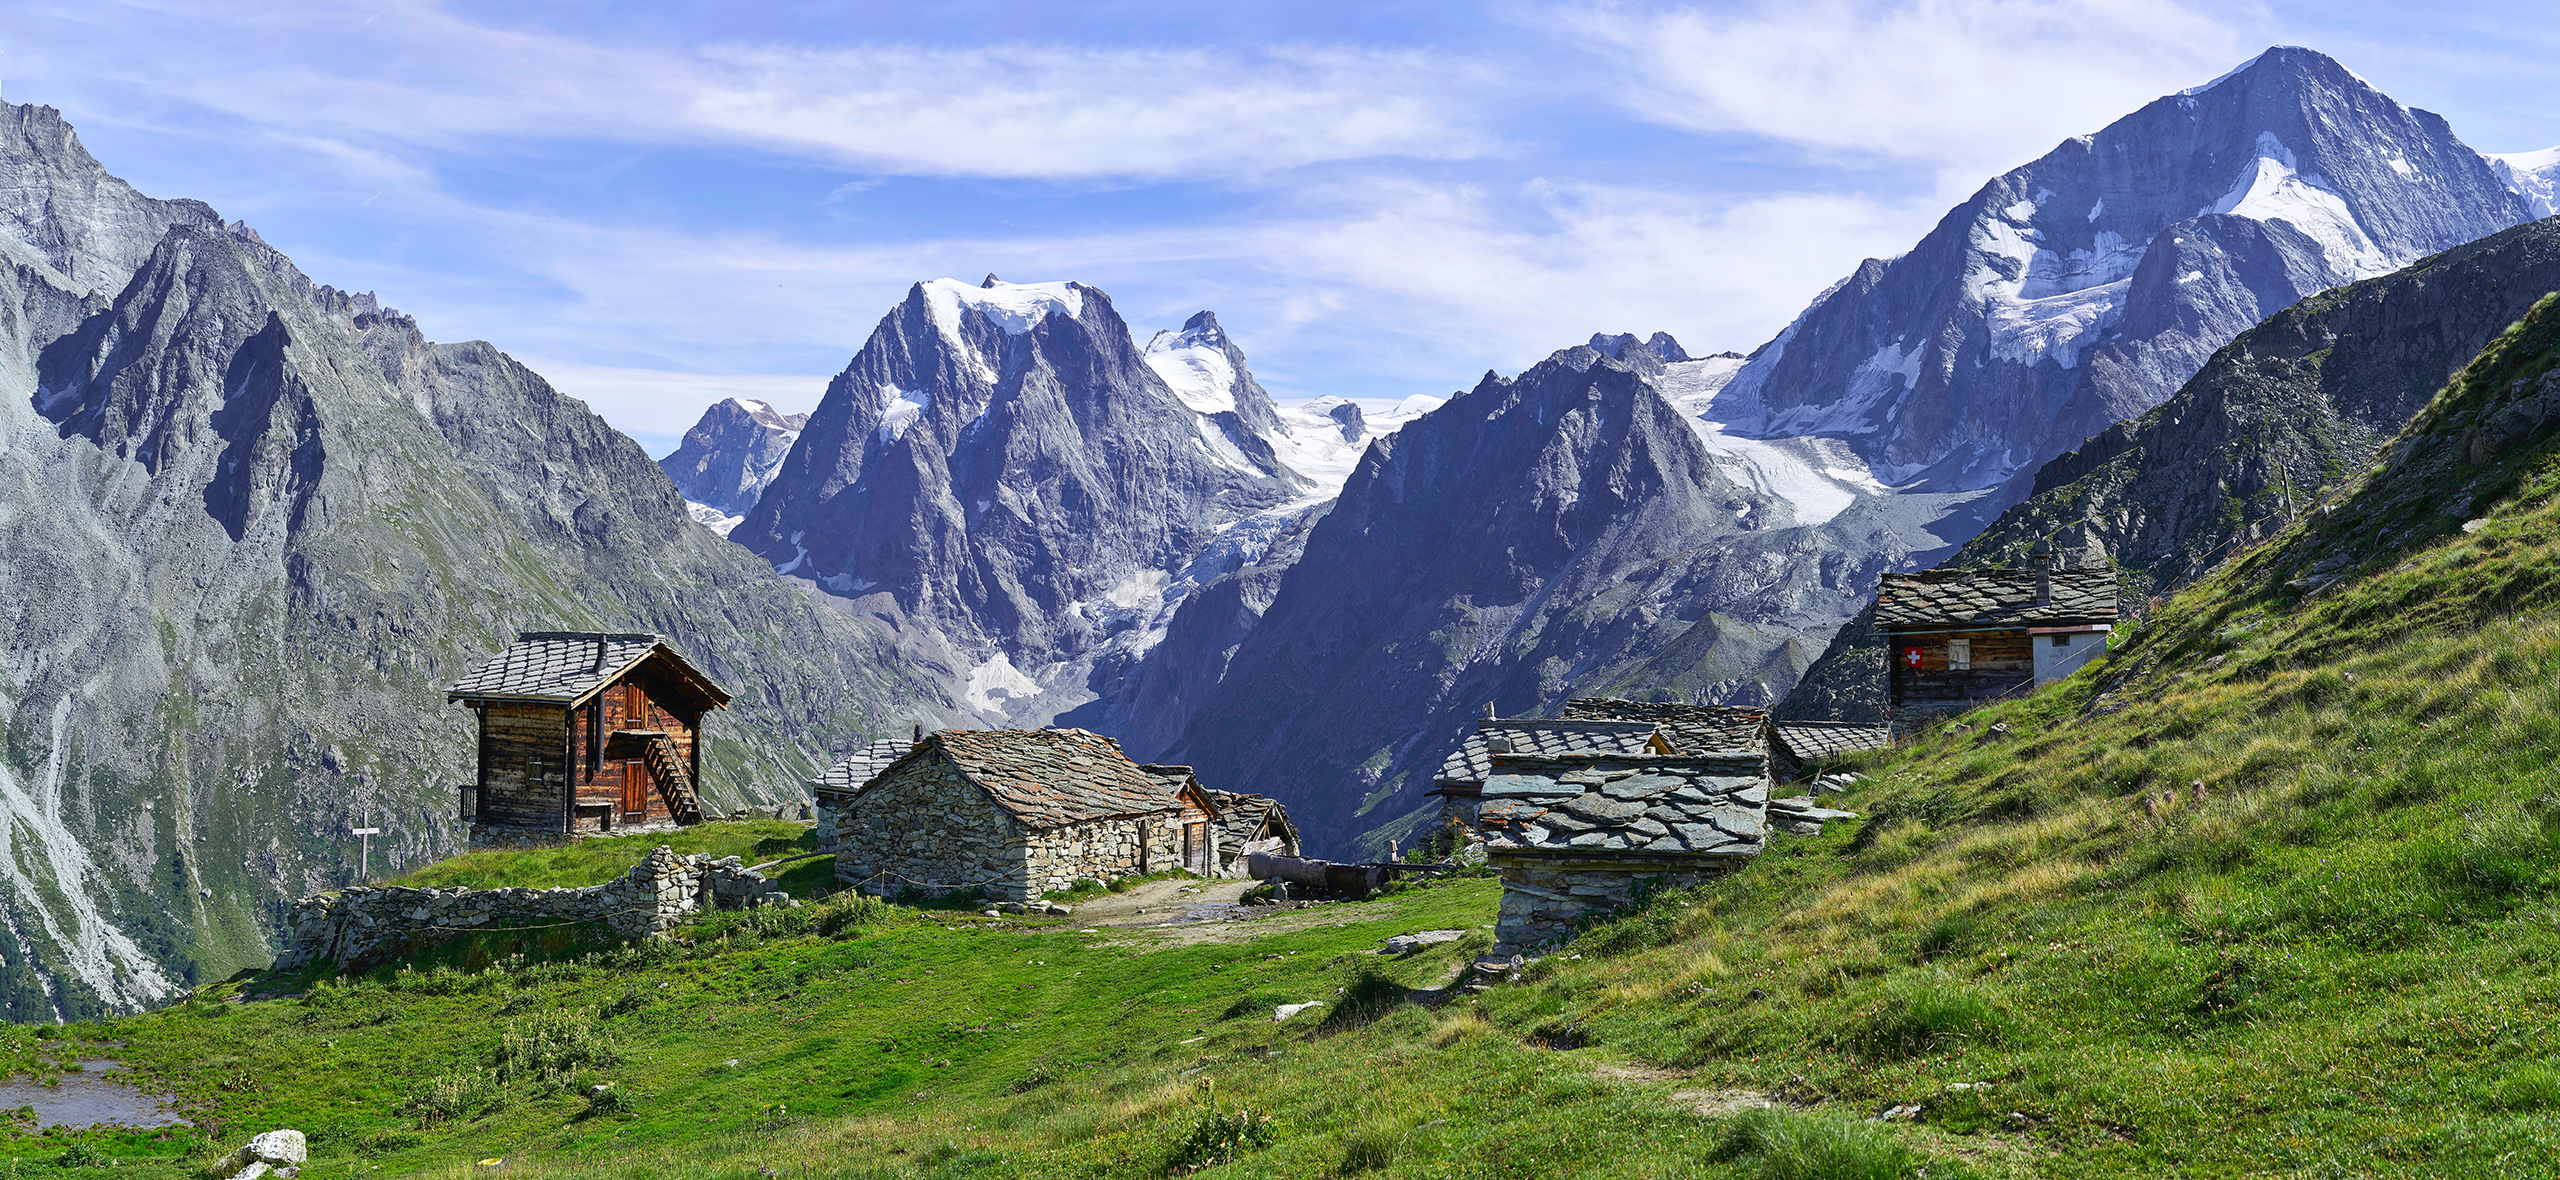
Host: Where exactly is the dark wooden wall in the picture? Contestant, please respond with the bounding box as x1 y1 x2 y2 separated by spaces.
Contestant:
1887 628 2033 707
475 702 570 828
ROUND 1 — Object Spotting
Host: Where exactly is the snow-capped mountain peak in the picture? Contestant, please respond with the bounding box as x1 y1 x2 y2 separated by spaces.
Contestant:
1143 311 1242 415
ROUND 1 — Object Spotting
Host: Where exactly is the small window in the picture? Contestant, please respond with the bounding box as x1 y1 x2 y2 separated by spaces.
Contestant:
2050 634 2069 647
1947 638 1971 670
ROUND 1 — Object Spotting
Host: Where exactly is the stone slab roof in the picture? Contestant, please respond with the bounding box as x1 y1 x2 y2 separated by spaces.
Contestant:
1773 722 1892 763
933 729 1185 829
1560 698 1768 758
1874 565 2117 629
812 736 921 796
1435 719 1667 789
1201 787 1296 849
447 632 730 709
1478 754 1769 858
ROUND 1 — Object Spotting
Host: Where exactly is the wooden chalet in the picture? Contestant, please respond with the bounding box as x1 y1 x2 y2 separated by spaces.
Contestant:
447 631 731 840
1877 546 2118 727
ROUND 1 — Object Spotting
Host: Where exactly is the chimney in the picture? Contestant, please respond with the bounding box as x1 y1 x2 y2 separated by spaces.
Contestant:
592 635 607 673
911 725 923 748
1484 701 1497 720
2031 542 2054 606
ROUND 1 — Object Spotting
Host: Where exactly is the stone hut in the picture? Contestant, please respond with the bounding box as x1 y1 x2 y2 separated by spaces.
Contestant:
1771 721 1893 777
1195 785 1302 873
447 632 730 842
833 728 1220 902
1878 545 2118 730
1477 749 1772 955
1428 716 1672 824
810 730 923 846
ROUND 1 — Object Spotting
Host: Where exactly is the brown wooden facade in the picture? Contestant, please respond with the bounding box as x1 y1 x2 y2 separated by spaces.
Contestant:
450 633 730 840
1874 550 2118 728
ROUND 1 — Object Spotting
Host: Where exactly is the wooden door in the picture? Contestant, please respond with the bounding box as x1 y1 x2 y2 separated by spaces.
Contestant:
624 683 648 728
622 760 648 816
1184 823 1207 873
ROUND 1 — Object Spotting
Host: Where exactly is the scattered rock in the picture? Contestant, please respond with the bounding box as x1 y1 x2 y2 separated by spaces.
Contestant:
1379 929 1468 955
1044 903 1072 916
1870 1102 1925 1123
1273 1002 1324 1022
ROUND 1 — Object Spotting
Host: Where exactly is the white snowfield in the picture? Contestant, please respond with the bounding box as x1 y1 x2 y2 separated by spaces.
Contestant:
1654 358 1876 528
2490 147 2560 218
918 278 1086 382
2199 132 2395 280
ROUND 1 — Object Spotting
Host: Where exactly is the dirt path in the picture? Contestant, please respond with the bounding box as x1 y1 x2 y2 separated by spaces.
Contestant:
1055 878 1424 947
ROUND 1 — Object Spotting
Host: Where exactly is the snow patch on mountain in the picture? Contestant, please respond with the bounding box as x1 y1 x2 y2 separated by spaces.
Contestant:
2491 147 2560 217
876 386 930 443
688 502 744 537
964 652 1045 714
2200 133 2394 278
1143 323 1240 415
1267 395 1442 493
918 278 1085 381
1655 357 1877 527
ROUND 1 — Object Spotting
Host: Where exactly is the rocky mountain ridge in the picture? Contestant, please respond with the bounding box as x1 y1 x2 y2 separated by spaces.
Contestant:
0 100 926 1016
1710 47 2537 504
1782 215 2560 721
659 398 809 533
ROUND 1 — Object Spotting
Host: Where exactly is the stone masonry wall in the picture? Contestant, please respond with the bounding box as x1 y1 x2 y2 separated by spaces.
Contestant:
1022 815 1182 897
273 846 788 971
1489 853 1740 954
835 760 1031 901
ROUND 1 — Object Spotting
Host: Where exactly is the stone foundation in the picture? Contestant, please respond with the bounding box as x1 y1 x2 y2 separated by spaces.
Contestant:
273 845 789 971
1489 852 1742 954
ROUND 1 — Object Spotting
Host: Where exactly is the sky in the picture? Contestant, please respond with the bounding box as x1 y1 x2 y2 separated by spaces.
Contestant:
3 1 2555 454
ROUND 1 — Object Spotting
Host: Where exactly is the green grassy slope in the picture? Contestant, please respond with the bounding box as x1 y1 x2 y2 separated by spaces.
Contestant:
12 296 2560 1178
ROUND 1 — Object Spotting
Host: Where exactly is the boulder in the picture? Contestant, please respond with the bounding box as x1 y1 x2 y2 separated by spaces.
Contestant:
243 1131 307 1167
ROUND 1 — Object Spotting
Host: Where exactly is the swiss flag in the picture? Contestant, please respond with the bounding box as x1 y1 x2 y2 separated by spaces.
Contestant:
1902 647 1924 669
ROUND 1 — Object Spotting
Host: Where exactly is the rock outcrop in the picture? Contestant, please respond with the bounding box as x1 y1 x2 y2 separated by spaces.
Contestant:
0 100 932 1015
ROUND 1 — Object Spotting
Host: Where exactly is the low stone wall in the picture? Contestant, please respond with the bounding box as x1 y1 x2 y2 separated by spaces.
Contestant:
274 846 790 972
1489 853 1742 955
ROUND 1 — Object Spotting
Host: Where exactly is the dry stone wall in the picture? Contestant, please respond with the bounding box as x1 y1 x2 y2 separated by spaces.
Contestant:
274 846 788 971
1023 816 1187 896
1489 855 1739 954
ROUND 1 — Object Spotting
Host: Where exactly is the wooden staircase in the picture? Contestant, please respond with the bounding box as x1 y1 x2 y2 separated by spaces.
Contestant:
640 733 704 824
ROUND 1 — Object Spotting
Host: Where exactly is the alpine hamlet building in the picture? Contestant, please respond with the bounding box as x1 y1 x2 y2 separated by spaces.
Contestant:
832 728 1221 902
1198 786 1302 872
1430 697 1773 822
1877 546 2119 728
810 730 922 847
447 632 731 842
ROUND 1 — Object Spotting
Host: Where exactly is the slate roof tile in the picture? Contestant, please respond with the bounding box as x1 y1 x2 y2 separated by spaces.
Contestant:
1773 722 1892 762
1875 565 2118 628
1478 753 1770 859
446 632 730 708
926 729 1186 829
1559 698 1769 757
1434 718 1664 788
812 736 921 795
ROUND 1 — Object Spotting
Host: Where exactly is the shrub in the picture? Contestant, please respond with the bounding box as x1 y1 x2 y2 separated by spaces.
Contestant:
1712 1108 1920 1180
1850 971 2014 1059
814 891 897 937
398 1067 508 1127
494 1008 622 1095
1166 1107 1276 1174
54 1141 106 1168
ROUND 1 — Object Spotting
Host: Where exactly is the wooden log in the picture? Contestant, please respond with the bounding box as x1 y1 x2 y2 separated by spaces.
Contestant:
1246 852 1384 898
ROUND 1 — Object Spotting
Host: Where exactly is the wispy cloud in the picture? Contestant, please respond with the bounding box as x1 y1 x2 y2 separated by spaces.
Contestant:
1565 0 2260 188
14 2 1497 183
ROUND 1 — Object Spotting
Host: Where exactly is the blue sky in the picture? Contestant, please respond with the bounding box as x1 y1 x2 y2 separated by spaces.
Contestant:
3 1 2554 454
